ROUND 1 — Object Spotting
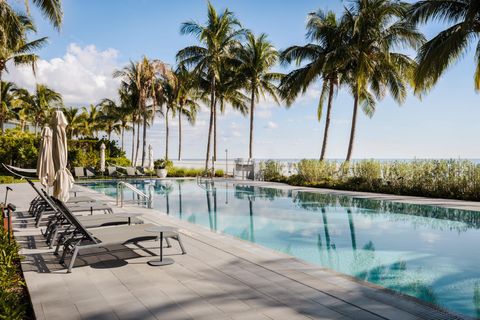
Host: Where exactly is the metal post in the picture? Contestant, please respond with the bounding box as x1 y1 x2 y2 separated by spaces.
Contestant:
225 149 228 178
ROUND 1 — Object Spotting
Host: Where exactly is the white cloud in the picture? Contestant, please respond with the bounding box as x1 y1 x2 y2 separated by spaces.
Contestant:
5 43 121 105
264 121 278 129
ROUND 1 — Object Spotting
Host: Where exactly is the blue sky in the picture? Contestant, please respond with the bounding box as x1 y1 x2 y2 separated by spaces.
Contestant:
6 0 480 160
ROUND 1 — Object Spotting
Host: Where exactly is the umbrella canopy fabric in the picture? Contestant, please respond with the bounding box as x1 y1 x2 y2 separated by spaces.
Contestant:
37 126 55 187
52 110 74 202
100 143 106 173
148 144 154 170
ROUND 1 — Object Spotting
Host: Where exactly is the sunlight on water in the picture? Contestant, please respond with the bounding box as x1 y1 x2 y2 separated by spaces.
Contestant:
84 179 480 318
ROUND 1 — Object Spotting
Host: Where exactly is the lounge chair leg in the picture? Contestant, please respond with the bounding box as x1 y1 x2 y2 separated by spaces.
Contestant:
35 213 42 228
165 238 172 248
177 236 186 254
49 227 59 249
67 247 79 273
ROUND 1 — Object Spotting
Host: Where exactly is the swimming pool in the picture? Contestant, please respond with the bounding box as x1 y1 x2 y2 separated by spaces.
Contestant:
84 178 480 318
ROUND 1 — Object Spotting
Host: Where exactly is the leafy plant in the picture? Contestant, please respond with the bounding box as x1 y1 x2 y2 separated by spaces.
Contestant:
154 159 173 170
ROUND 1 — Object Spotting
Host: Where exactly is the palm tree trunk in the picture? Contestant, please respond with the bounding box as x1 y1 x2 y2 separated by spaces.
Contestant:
320 79 335 161
178 110 182 161
213 98 217 161
205 76 215 171
121 127 125 151
131 121 135 163
141 115 148 167
165 108 169 160
346 92 359 162
249 88 255 159
135 121 140 166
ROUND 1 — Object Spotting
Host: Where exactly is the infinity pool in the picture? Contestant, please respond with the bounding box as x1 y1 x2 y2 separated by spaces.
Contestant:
84 179 480 318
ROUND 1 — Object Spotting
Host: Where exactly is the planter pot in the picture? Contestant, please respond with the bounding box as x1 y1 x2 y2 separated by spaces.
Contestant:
156 169 167 178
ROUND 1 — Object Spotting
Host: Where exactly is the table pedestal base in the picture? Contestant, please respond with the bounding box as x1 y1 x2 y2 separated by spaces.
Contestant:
148 258 174 266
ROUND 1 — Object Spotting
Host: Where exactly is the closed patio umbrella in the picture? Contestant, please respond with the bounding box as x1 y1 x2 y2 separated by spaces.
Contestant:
37 125 55 188
148 144 154 170
100 143 106 173
52 110 74 202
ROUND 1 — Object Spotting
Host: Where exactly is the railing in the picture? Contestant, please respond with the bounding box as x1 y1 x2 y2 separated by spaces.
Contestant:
116 181 152 208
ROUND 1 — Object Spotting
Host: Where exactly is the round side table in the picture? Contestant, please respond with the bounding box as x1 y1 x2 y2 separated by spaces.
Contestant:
115 212 143 225
145 226 178 266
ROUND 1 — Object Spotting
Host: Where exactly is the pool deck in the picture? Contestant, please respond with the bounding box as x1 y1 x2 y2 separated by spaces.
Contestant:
3 179 471 320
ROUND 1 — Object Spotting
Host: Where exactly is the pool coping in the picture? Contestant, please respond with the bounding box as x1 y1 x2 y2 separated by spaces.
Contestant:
80 179 473 319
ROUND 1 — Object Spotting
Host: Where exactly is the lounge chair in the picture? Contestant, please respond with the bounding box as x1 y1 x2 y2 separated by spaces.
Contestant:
85 167 95 178
24 179 114 227
125 167 136 176
51 198 186 273
74 167 86 179
107 166 124 177
41 191 144 248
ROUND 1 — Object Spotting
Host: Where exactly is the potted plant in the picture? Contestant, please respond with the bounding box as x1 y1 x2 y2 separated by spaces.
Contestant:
154 159 171 178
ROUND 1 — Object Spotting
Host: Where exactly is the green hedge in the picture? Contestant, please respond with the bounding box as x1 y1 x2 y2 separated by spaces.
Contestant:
0 129 130 174
167 167 224 178
0 228 30 319
259 159 480 201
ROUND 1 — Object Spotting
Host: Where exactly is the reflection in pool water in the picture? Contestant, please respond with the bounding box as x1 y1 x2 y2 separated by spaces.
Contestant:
84 179 480 318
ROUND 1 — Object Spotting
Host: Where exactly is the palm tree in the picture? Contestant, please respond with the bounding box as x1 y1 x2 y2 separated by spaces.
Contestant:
280 10 347 160
118 86 140 163
237 32 282 159
1 0 62 32
17 84 62 134
341 0 424 161
0 15 47 133
62 107 85 139
408 0 480 92
0 81 18 134
174 65 200 161
97 98 122 142
177 1 245 170
81 104 101 137
114 58 170 166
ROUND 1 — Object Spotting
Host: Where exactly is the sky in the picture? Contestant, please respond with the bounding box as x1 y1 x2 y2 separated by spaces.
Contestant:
5 0 480 160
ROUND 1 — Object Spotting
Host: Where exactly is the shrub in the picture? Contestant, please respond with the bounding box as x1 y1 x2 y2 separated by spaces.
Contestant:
0 176 14 184
296 160 338 185
262 159 480 202
0 129 127 174
214 169 224 177
0 228 29 319
168 167 204 177
106 157 131 167
259 160 284 181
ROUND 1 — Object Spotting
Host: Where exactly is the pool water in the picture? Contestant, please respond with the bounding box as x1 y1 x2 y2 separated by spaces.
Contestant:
84 179 480 318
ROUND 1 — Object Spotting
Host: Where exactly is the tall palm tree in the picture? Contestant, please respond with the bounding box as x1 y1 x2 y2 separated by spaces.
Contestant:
342 0 424 161
17 84 62 134
119 86 140 163
408 0 480 92
97 98 122 142
62 107 85 139
174 65 200 161
114 58 170 166
177 1 245 170
81 104 101 137
0 81 17 134
0 15 47 132
237 32 282 159
280 10 347 160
